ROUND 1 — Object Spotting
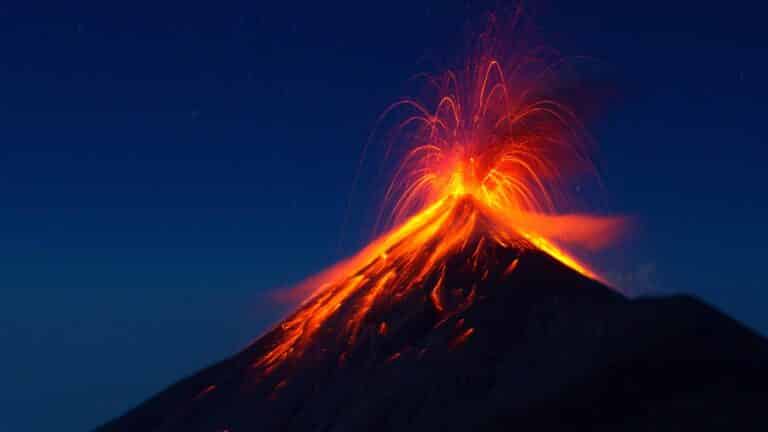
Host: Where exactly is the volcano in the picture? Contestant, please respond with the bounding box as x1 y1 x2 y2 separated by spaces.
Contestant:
97 197 768 432
98 43 767 430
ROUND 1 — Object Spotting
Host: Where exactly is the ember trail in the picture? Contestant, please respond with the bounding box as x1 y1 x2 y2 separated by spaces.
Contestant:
254 53 624 375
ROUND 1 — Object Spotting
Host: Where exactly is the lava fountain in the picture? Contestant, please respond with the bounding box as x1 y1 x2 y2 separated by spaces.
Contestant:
253 33 626 376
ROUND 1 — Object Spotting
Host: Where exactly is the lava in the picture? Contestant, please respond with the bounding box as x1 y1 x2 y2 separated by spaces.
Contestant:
253 39 624 375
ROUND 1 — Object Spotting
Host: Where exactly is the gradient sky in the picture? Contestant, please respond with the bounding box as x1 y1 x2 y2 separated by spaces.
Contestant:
2 1 767 430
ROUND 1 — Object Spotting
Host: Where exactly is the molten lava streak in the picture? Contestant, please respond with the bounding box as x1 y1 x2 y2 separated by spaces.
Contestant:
254 56 625 375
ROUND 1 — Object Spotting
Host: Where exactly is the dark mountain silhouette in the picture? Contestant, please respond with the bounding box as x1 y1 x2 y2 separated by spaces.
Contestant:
97 216 768 431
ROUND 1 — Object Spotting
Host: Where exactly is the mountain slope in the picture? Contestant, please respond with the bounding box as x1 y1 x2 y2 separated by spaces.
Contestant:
97 239 768 431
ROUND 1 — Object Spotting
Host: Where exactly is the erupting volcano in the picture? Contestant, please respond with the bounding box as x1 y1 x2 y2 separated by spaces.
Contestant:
98 24 768 432
251 48 626 376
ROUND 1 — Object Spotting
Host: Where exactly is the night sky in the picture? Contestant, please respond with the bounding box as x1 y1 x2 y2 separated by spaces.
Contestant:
2 1 767 430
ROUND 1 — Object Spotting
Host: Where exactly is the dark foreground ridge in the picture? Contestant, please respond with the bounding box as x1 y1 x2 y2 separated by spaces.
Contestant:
97 247 768 431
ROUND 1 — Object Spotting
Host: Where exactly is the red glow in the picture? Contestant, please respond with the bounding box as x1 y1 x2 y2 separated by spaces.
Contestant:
194 384 216 400
450 327 476 349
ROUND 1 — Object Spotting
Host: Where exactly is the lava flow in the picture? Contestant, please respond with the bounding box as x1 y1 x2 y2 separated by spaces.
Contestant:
253 50 625 375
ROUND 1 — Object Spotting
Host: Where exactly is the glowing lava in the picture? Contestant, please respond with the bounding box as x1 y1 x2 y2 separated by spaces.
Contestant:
253 50 624 375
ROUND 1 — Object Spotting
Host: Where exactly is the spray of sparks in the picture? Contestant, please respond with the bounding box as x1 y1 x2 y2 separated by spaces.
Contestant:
252 37 625 375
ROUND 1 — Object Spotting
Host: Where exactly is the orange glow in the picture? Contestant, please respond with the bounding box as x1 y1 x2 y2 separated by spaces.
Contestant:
194 384 216 400
504 257 520 275
450 327 476 349
253 49 625 374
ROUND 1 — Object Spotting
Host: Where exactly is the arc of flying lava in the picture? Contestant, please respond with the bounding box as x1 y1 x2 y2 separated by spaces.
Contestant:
255 49 626 375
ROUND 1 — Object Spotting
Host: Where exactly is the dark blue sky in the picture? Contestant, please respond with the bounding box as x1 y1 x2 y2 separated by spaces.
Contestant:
2 1 766 430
